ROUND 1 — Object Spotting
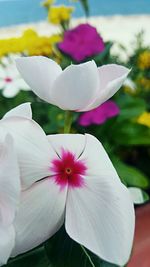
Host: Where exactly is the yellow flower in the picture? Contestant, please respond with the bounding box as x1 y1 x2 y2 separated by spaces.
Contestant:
137 112 150 127
0 37 24 57
138 51 150 70
28 37 53 56
48 5 74 25
0 28 62 58
49 34 62 44
139 77 150 90
124 86 136 95
22 28 38 38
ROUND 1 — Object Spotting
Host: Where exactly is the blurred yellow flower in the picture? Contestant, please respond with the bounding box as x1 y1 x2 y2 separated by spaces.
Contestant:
138 51 150 70
48 5 74 25
139 77 150 90
124 86 136 95
22 28 38 38
0 37 23 57
0 29 62 58
137 112 150 127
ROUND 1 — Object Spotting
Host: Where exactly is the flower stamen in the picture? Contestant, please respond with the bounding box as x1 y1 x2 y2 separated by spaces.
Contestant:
65 167 72 175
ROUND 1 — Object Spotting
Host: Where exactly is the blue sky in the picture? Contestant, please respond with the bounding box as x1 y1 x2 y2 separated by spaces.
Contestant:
0 0 150 27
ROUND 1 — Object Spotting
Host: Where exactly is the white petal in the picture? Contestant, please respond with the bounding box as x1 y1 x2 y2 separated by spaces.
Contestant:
66 178 135 265
16 56 62 103
0 68 5 78
12 178 67 257
0 80 5 88
47 134 86 159
129 187 145 204
0 134 20 226
6 67 17 79
3 103 32 120
2 84 19 98
51 61 99 110
0 118 56 189
83 64 130 111
79 134 119 180
15 78 30 91
0 225 15 266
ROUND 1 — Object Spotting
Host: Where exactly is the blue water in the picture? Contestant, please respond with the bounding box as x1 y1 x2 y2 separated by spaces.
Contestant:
0 0 150 27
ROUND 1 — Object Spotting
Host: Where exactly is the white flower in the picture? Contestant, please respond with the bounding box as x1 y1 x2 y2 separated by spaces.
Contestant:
0 133 20 266
3 102 32 120
0 103 135 266
0 55 29 98
16 56 130 111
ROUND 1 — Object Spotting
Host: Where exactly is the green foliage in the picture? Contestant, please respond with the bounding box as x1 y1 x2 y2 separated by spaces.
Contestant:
112 122 150 146
93 42 113 66
5 247 50 267
116 94 147 121
142 190 150 203
112 157 150 189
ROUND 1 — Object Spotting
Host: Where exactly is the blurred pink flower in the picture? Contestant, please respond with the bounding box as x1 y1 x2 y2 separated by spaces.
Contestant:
78 100 120 126
58 23 105 62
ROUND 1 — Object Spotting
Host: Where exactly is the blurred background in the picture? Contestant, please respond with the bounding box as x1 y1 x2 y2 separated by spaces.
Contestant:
0 1 150 267
0 0 150 26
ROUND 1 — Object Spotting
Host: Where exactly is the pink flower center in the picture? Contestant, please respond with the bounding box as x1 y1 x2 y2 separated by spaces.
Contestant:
51 150 87 189
5 77 12 83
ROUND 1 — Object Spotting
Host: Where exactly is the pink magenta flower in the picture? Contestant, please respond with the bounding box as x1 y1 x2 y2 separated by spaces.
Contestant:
0 133 20 266
58 23 105 62
0 103 135 266
78 100 120 126
16 56 130 112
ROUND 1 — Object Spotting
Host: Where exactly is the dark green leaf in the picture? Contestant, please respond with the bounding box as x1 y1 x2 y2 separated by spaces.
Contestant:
116 95 146 121
142 190 150 202
112 157 150 189
5 247 50 267
93 42 113 64
100 261 118 267
45 226 118 267
113 122 150 145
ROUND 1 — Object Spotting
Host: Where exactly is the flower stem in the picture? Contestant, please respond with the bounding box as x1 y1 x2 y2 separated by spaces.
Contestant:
64 110 73 133
80 245 95 267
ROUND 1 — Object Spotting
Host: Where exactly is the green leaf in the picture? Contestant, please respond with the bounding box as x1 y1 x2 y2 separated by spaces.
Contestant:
100 261 118 267
112 157 150 189
113 122 150 145
116 95 146 121
5 247 50 267
142 190 150 202
79 0 89 16
93 42 113 64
